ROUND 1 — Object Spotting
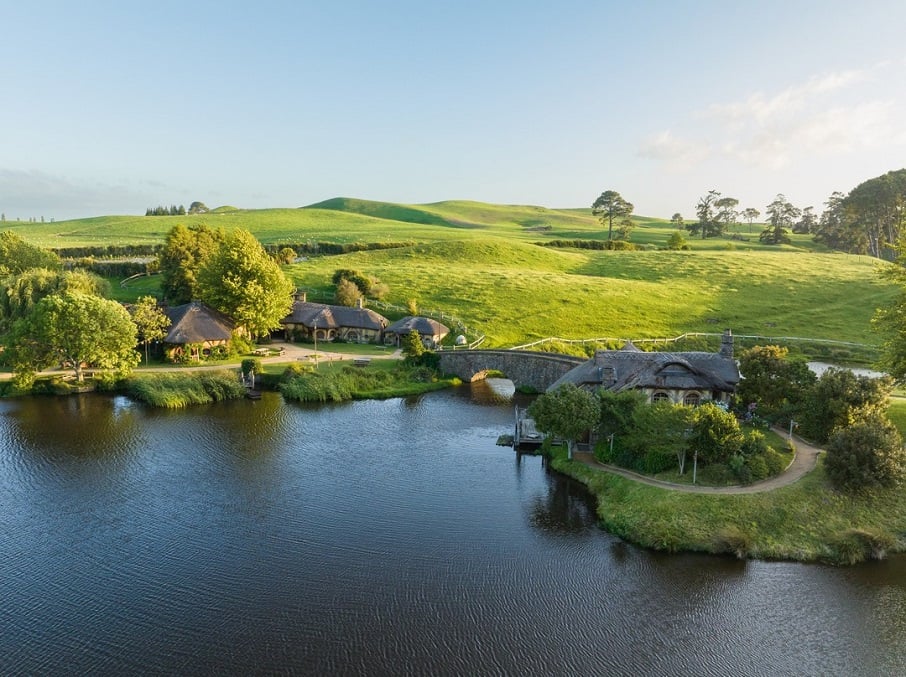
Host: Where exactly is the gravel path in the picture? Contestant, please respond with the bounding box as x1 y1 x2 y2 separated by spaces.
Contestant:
572 429 822 494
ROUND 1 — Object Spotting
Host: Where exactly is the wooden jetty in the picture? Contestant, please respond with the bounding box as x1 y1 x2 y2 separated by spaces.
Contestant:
514 406 543 450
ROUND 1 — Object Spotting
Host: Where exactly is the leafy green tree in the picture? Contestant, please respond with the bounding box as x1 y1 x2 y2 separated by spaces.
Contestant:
129 295 170 364
626 401 693 474
686 403 743 465
825 415 906 492
598 389 646 439
760 194 799 245
334 278 363 307
874 236 906 379
670 213 684 229
159 223 224 304
592 190 634 241
837 169 906 258
736 345 816 420
196 228 294 339
6 291 139 383
799 368 894 443
0 231 61 276
529 384 600 458
188 201 209 214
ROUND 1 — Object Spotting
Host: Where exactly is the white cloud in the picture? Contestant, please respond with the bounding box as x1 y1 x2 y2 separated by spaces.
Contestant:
637 130 709 167
696 67 903 169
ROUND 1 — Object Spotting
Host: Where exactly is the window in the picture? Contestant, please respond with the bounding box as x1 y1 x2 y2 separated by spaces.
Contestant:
683 392 701 406
652 391 670 403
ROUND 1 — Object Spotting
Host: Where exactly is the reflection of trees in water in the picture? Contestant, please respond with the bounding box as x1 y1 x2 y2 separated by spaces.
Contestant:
11 394 141 460
529 465 599 534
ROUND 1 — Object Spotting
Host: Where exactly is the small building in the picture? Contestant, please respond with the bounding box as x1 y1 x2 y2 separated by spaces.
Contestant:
548 329 740 405
384 316 450 349
163 301 236 361
281 297 389 343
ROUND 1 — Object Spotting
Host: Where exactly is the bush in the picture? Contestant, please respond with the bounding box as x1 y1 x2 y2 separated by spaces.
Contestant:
825 415 906 492
712 526 753 559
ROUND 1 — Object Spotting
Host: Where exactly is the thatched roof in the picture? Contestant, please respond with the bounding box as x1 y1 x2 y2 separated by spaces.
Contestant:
548 343 739 393
164 301 235 344
385 315 450 337
281 300 388 331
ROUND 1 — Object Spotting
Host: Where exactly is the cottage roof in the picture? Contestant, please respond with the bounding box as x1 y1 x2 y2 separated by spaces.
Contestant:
281 301 389 331
548 342 740 394
385 315 450 337
164 301 235 344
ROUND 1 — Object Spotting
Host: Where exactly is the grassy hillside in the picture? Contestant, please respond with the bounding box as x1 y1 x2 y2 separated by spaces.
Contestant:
8 198 892 352
284 238 892 349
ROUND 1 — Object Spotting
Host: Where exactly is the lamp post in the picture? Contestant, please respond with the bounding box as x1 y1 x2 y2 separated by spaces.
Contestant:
788 419 797 440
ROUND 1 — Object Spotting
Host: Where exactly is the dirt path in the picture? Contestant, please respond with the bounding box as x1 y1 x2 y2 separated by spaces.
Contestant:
0 341 404 380
572 430 822 495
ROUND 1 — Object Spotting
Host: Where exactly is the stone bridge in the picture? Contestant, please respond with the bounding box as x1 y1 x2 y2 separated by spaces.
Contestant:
437 350 585 392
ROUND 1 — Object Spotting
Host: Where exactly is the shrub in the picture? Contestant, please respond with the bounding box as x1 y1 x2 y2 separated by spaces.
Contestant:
825 415 906 491
747 454 769 481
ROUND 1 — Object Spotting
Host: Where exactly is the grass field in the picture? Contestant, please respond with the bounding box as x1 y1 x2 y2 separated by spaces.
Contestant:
14 198 895 354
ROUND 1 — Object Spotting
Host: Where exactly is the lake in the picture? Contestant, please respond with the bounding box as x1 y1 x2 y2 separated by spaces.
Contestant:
1 382 904 675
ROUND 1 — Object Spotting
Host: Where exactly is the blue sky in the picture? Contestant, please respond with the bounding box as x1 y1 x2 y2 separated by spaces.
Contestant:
2 1 905 220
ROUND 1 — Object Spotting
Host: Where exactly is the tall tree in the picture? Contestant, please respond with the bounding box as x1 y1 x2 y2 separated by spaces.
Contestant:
196 228 295 339
188 201 209 214
158 223 224 304
6 291 139 384
670 213 684 230
736 345 816 420
592 190 634 241
793 206 817 234
760 194 799 245
741 207 760 234
715 196 739 236
130 295 170 365
689 190 720 239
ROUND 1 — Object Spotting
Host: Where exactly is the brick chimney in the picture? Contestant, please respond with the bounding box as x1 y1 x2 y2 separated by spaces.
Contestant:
719 328 734 358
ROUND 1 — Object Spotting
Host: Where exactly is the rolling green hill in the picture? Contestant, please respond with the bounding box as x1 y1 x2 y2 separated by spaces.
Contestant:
5 198 892 352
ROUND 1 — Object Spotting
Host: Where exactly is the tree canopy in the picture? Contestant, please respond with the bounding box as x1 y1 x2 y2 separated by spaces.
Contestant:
158 223 225 304
130 295 170 365
0 231 61 276
196 228 295 338
798 367 894 443
592 190 634 241
528 383 600 457
6 291 138 383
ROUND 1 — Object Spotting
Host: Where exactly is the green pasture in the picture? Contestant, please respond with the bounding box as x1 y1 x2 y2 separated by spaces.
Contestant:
12 198 895 353
284 238 892 348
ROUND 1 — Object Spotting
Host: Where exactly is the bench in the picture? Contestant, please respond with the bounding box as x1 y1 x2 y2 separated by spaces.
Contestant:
353 357 371 367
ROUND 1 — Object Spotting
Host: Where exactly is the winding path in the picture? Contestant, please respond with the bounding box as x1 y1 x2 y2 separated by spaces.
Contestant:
572 430 823 494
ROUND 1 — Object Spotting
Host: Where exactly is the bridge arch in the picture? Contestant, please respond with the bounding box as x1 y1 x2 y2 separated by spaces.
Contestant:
437 350 584 392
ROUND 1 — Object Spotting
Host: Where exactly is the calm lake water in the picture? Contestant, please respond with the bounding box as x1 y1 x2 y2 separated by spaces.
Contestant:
1 381 905 675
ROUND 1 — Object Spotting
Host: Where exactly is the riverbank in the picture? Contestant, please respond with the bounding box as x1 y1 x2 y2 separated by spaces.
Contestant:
551 447 906 564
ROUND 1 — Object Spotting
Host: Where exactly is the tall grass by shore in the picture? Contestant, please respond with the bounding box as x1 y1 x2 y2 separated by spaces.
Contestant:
124 371 246 408
279 364 456 403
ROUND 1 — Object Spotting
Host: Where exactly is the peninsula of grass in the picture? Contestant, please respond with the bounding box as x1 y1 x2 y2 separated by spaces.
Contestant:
552 451 906 565
278 361 458 403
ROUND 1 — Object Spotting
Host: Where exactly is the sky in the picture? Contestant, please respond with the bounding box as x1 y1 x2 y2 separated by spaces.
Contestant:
2 0 905 221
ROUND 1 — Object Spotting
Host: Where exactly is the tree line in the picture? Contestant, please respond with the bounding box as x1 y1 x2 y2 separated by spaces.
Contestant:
597 167 906 256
